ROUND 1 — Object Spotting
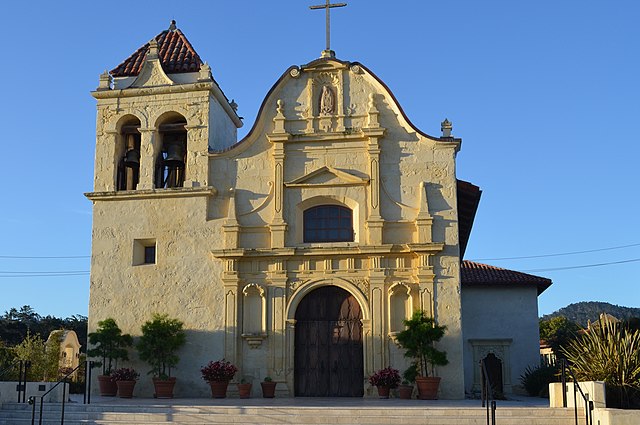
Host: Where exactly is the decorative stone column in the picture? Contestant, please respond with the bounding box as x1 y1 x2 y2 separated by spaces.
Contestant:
267 100 290 248
137 127 157 190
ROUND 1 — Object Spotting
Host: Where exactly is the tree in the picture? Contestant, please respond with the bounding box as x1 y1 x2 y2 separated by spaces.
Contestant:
137 314 186 379
395 310 448 377
539 316 580 358
13 331 61 382
87 318 132 376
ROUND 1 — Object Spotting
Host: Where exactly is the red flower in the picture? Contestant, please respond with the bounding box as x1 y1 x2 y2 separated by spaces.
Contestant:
201 359 238 382
369 367 401 388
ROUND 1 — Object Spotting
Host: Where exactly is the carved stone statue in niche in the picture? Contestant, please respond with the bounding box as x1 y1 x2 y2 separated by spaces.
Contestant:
319 85 335 115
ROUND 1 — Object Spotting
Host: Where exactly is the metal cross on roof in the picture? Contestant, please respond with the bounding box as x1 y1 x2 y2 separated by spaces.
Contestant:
310 0 347 57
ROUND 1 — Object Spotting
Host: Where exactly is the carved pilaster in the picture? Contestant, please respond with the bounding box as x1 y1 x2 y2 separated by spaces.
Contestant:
137 127 157 190
366 132 384 244
223 188 240 249
268 138 288 248
416 254 435 317
369 278 386 372
336 70 345 132
184 124 207 187
416 182 434 243
267 267 288 380
102 130 119 192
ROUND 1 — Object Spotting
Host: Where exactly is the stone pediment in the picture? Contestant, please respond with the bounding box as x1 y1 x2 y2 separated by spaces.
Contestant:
131 58 174 88
285 166 369 188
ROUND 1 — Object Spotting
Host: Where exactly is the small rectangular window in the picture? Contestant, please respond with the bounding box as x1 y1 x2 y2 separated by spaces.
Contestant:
133 239 156 266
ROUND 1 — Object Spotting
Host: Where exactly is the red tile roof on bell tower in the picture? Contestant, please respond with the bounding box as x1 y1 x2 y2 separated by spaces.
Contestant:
110 20 202 77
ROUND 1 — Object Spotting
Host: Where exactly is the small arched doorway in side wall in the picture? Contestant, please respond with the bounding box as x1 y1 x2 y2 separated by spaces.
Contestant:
294 286 364 397
482 353 504 398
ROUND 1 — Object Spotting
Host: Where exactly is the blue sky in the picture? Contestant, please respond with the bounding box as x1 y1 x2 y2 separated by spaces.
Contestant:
1 1 639 319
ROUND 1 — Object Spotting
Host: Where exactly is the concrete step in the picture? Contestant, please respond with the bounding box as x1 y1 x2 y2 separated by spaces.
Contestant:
0 402 581 425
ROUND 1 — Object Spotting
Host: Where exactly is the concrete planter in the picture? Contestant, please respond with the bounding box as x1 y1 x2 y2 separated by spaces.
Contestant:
0 381 69 403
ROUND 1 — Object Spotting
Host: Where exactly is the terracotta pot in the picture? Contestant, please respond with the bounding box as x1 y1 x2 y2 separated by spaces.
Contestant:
97 375 117 397
376 385 391 399
237 383 252 399
261 381 276 398
209 380 229 398
153 377 176 399
398 384 413 399
116 380 136 398
415 376 441 400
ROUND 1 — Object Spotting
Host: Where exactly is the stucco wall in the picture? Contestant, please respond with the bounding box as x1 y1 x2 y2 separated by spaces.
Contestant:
88 55 465 398
461 285 540 395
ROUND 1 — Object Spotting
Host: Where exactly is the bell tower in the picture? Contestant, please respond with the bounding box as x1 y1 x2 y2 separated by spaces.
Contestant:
90 20 242 193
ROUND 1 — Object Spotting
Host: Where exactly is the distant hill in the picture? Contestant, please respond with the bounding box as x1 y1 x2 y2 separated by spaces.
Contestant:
542 301 640 328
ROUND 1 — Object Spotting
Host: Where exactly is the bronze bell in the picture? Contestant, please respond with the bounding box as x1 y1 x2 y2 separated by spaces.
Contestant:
123 134 140 167
164 135 186 167
123 149 140 167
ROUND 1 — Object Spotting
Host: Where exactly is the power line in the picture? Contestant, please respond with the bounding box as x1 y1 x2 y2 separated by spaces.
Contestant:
470 242 640 261
0 272 89 278
0 255 90 259
522 257 640 272
0 270 89 274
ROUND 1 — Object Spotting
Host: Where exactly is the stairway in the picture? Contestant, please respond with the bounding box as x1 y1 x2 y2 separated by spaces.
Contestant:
0 402 580 425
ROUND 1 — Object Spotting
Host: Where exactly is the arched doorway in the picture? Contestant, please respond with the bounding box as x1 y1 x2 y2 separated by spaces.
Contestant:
294 286 364 396
482 353 504 398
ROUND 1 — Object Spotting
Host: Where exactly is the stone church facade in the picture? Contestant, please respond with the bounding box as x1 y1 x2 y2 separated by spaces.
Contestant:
86 22 550 399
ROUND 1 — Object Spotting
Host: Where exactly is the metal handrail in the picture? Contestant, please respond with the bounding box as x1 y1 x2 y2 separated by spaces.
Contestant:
480 359 496 425
560 359 593 425
29 362 85 425
0 359 30 402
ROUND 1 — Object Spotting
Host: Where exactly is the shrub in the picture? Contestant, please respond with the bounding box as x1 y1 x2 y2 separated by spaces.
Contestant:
201 359 238 382
520 363 559 397
136 314 186 379
561 318 640 408
395 310 448 377
13 331 60 381
110 367 139 381
87 318 132 375
369 367 401 389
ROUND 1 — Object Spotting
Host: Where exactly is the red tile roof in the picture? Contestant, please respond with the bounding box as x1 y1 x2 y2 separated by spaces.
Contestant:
110 21 202 77
461 260 552 294
457 180 482 259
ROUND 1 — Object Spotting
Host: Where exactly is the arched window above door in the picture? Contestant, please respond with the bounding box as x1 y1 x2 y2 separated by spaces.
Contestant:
303 204 354 243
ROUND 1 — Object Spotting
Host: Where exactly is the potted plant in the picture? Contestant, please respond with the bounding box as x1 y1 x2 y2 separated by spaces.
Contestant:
369 366 401 399
87 318 132 396
260 376 277 398
201 359 238 398
237 378 252 399
395 310 448 400
398 364 418 399
111 367 139 398
136 314 186 398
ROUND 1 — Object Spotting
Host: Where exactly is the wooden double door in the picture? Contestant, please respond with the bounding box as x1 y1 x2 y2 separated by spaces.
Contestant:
294 286 364 397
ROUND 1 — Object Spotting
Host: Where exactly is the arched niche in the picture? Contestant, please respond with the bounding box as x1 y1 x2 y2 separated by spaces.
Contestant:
388 282 412 334
242 283 267 348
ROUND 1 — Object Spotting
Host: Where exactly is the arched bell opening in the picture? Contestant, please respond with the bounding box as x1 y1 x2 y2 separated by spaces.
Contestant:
294 285 364 397
155 113 187 189
116 117 141 191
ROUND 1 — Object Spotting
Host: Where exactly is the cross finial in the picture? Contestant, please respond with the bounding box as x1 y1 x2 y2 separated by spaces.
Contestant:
310 0 347 58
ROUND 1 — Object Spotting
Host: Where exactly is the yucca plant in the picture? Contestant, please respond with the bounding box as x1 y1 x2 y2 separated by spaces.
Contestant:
561 318 640 408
